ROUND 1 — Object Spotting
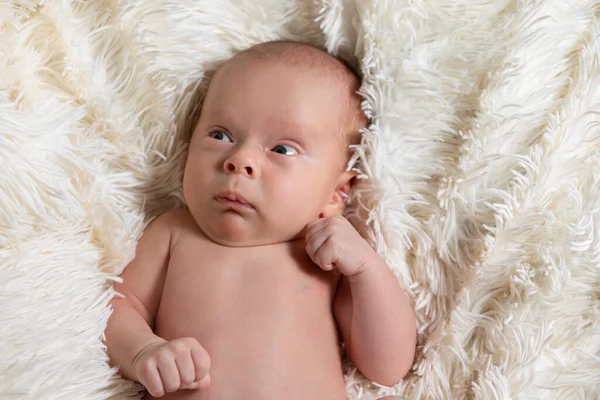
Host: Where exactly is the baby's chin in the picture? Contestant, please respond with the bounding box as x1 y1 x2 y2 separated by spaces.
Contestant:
197 212 300 247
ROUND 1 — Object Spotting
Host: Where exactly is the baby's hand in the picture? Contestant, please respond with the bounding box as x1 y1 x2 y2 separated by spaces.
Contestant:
305 215 374 276
132 337 211 397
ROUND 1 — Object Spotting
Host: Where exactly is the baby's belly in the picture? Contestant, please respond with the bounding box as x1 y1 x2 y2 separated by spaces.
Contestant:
150 248 347 400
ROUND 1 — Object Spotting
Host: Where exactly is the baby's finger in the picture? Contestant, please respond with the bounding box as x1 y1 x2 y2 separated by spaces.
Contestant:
304 218 328 241
175 352 196 389
156 356 181 393
191 344 211 383
306 228 331 262
195 374 211 389
139 363 165 398
312 236 337 271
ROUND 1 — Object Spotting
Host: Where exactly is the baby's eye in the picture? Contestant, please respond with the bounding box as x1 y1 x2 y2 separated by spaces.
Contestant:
271 144 298 155
209 130 233 142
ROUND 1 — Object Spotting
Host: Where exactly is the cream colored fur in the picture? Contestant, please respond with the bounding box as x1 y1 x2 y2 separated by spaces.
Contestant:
1 1 599 399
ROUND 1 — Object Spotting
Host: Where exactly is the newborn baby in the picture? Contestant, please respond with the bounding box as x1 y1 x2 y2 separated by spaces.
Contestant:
105 40 416 400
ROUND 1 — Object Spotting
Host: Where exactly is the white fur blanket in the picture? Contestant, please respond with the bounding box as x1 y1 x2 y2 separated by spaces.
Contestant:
1 1 599 399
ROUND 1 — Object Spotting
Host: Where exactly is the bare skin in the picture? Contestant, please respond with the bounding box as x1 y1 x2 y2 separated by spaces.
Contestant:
104 42 416 399
141 208 345 400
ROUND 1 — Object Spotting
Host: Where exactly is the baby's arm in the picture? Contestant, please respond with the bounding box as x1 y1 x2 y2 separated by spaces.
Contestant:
104 211 174 380
305 216 416 386
334 260 416 386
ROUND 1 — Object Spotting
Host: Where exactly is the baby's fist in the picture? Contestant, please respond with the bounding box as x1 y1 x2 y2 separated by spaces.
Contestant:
305 215 373 276
132 337 211 397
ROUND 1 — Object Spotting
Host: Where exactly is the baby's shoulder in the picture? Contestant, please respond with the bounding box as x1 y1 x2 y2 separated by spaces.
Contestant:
151 207 198 247
160 207 192 225
148 208 185 231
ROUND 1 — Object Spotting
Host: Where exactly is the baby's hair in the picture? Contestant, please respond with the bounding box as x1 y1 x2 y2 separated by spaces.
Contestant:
237 39 362 81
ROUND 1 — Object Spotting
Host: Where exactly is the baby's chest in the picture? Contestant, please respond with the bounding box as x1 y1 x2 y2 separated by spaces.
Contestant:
158 238 338 324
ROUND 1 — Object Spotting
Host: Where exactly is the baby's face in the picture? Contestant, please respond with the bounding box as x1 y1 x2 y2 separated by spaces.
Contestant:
183 56 353 246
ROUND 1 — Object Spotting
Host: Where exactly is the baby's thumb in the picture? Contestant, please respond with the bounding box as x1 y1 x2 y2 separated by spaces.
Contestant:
188 374 211 390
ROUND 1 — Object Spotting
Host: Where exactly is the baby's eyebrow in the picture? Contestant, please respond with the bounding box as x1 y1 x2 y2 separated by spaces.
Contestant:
206 109 313 145
204 109 244 133
265 120 312 144
269 119 307 134
206 109 236 124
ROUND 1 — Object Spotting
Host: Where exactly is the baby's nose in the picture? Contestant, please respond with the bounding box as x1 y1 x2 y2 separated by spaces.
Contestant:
224 143 260 177
225 161 253 176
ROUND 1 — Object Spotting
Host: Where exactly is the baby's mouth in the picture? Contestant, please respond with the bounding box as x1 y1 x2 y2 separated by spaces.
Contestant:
215 192 254 209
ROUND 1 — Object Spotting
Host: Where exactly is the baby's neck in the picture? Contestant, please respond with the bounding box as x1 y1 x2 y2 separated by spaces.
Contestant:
201 228 306 249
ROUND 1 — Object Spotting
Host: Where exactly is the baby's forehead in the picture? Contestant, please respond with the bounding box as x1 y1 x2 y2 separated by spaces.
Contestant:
218 41 359 98
205 41 366 146
237 40 358 76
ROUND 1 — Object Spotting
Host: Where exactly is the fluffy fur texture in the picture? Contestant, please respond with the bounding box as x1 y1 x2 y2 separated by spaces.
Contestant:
1 0 599 399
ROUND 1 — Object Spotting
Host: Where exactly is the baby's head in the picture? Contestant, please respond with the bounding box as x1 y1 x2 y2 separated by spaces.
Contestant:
183 40 367 246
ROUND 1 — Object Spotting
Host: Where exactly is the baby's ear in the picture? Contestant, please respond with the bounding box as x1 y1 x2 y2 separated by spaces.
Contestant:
320 170 357 218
